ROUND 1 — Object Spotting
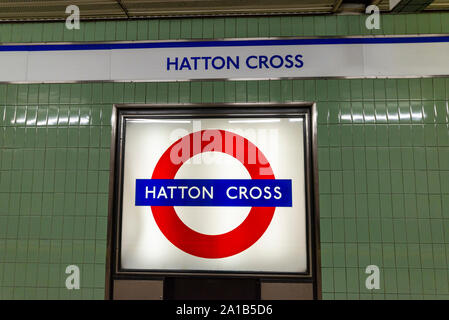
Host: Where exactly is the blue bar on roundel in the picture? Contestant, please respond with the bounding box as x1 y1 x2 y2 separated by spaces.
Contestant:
135 179 292 207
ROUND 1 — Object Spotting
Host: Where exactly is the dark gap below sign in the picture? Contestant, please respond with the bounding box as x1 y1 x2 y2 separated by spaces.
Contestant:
164 277 260 300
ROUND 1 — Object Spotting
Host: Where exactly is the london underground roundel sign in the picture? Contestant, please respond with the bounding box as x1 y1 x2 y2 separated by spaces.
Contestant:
142 130 288 259
121 117 308 273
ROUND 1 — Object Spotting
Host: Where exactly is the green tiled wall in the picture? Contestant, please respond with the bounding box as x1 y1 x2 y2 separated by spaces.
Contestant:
0 13 449 299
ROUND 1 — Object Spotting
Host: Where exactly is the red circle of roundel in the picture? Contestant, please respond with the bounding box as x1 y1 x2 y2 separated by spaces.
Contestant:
151 129 275 259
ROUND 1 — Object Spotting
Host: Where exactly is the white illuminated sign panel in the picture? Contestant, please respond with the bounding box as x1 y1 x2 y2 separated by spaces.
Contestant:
120 116 309 273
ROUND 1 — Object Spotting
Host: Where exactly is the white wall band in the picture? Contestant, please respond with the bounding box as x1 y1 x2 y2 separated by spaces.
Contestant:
1 36 449 82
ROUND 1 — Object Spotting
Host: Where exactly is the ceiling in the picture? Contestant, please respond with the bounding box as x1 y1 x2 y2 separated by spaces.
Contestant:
377 0 449 11
0 0 447 21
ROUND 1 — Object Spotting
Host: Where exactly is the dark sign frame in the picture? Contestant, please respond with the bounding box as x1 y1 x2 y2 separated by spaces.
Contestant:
105 103 321 299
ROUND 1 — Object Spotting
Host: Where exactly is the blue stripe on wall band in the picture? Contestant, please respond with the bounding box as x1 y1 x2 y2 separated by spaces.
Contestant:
1 36 449 52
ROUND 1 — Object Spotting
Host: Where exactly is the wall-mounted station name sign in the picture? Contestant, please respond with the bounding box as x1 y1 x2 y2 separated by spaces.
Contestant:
117 110 312 273
1 36 449 82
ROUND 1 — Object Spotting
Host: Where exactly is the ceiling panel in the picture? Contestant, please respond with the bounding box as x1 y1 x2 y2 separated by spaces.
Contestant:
121 0 335 16
377 0 449 11
0 0 126 20
426 0 449 10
